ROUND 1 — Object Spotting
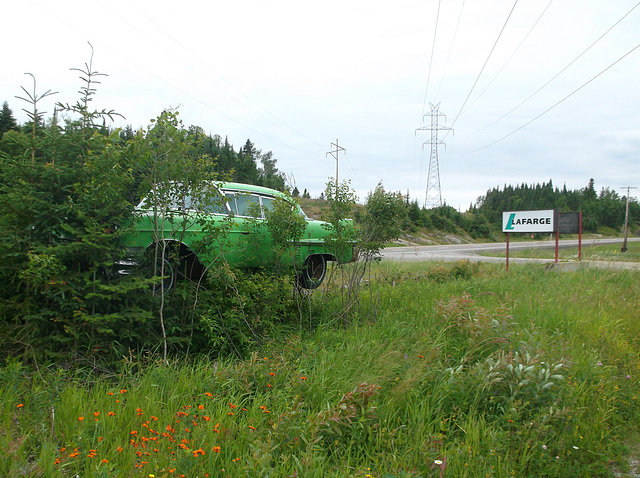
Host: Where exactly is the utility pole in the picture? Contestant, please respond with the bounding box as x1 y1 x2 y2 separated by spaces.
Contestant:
416 103 452 208
326 139 345 197
620 186 637 252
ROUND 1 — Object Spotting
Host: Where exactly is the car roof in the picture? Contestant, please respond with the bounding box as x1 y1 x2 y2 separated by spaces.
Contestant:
217 182 289 198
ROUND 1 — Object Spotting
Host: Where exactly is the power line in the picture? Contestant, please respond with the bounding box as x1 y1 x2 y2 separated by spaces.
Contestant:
421 0 443 119
470 43 640 152
434 0 466 101
462 0 554 118
449 0 520 129
474 0 640 134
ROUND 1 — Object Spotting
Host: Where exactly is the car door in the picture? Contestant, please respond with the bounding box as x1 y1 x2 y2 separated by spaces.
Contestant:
223 191 271 268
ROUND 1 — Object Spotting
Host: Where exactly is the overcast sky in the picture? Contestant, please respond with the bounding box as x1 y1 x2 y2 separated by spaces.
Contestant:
3 0 639 209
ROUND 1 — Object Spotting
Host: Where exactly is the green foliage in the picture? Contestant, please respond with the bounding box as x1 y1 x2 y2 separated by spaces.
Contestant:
198 267 301 357
355 182 407 258
0 68 156 361
0 101 18 139
263 194 307 274
322 180 409 323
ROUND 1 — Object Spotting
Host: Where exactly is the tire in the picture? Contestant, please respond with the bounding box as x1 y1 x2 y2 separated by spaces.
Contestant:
297 255 327 289
145 244 177 295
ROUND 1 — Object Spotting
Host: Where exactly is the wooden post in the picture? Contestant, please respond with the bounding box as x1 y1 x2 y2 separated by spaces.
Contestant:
506 232 510 272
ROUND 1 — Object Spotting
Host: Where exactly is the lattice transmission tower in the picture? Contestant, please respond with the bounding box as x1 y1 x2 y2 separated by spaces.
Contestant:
416 103 452 208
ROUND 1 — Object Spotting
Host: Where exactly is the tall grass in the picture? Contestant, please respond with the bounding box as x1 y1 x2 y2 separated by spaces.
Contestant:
2 262 639 477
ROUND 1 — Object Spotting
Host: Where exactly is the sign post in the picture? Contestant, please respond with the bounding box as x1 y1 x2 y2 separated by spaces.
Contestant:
502 210 557 271
558 211 583 259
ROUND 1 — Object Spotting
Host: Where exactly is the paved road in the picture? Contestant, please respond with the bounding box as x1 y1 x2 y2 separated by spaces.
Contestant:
379 237 640 264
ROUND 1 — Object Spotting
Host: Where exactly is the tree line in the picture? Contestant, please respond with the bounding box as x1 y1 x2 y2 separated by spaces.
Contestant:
398 178 638 239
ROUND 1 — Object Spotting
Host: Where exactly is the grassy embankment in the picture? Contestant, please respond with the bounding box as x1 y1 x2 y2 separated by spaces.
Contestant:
2 261 640 477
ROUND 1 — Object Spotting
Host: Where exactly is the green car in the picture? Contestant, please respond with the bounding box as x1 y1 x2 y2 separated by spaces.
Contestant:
119 182 356 290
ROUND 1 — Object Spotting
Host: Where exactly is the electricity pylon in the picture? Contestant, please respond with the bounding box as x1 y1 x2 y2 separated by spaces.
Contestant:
416 103 452 208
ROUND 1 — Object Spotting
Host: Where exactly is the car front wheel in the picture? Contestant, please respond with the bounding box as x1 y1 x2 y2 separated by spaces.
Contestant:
297 255 327 289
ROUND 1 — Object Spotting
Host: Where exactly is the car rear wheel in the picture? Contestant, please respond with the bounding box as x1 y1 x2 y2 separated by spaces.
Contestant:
297 255 327 289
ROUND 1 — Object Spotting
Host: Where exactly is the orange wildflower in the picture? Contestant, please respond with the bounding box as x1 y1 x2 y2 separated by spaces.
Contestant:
16 403 24 408
78 416 85 421
212 446 221 453
192 448 205 457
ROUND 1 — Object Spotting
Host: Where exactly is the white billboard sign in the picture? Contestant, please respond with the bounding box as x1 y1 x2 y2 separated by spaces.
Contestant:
502 210 556 233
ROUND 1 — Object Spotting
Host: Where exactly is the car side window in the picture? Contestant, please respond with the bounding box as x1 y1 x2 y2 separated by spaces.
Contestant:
225 193 237 215
199 191 227 214
235 194 261 217
260 196 275 215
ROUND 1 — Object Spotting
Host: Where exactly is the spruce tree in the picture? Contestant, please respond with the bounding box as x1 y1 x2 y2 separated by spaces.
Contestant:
0 101 19 139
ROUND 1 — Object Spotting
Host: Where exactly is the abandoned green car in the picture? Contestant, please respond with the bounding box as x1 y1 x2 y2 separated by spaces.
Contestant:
118 182 356 290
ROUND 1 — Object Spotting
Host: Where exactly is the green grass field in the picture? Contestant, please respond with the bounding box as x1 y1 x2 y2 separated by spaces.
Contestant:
2 262 640 477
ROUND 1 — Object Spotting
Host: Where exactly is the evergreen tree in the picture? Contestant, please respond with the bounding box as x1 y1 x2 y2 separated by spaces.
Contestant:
0 101 18 138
